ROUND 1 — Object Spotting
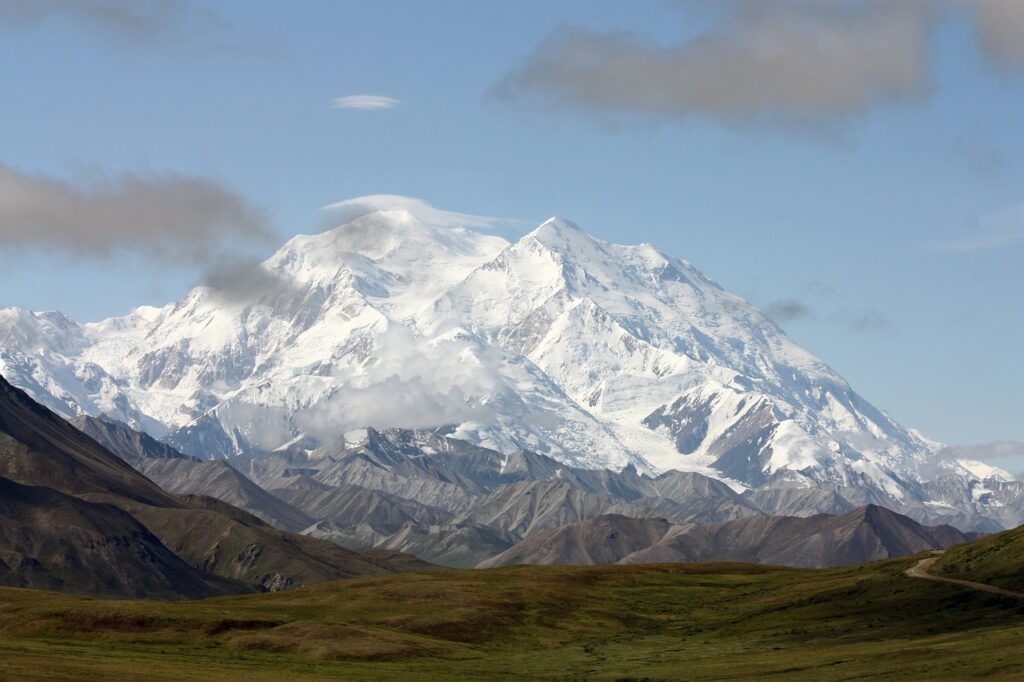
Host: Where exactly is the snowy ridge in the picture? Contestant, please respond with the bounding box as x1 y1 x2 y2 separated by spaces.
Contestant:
0 196 1012 528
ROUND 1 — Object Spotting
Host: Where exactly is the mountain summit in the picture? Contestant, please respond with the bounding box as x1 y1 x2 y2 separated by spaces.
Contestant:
0 196 1012 528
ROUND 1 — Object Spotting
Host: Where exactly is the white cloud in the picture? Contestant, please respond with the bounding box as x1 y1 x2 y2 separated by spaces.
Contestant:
293 324 507 439
330 95 400 110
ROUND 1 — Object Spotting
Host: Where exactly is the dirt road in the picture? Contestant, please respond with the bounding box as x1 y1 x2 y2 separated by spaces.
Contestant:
906 551 1024 600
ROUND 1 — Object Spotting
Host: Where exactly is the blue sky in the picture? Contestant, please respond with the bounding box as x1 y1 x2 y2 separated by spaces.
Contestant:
0 1 1021 459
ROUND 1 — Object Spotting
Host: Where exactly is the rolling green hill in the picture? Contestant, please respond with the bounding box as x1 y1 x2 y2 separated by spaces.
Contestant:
0 556 1022 681
933 523 1024 592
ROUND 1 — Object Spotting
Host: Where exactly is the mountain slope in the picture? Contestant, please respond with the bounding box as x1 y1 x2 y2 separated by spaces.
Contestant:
629 505 971 568
0 375 178 507
0 476 233 599
71 415 190 463
72 415 314 532
133 459 315 533
305 520 517 569
482 506 972 569
743 487 856 518
477 514 673 568
0 374 431 595
270 480 449 530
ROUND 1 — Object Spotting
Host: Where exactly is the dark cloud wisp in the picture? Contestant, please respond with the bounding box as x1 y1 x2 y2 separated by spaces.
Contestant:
763 289 893 334
0 163 271 263
930 204 1024 253
968 0 1024 69
494 1 1024 127
765 298 814 323
493 2 934 126
845 309 891 332
201 257 303 306
0 0 230 42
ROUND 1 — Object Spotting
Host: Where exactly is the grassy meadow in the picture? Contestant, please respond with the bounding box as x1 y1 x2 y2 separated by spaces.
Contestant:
1 556 1023 680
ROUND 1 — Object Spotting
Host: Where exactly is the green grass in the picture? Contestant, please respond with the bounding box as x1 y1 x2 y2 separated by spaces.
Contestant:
1 557 1023 680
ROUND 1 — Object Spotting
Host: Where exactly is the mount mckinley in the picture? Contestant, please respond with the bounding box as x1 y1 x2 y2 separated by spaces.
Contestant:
1 196 1018 532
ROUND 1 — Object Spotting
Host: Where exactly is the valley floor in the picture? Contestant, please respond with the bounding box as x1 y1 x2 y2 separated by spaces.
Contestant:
1 558 1023 681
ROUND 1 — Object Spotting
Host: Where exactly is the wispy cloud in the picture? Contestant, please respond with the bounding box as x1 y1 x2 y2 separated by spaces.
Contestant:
937 440 1024 479
804 280 838 297
0 162 270 264
763 285 892 334
950 134 1008 178
330 95 401 110
845 309 890 332
930 204 1024 253
939 441 1024 461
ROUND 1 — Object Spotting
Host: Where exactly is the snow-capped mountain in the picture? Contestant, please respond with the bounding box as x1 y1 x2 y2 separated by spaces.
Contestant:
0 196 1011 527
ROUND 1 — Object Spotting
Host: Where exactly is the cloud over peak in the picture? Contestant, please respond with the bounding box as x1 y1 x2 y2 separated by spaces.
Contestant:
323 195 519 231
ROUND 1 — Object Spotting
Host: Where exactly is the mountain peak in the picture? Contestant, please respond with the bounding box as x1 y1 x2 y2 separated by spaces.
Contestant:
527 217 593 248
